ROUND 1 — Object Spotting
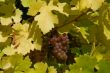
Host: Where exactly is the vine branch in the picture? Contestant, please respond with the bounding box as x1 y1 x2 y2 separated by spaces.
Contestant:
56 9 91 29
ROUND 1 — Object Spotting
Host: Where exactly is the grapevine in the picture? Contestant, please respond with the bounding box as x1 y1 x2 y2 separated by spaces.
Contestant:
0 0 110 73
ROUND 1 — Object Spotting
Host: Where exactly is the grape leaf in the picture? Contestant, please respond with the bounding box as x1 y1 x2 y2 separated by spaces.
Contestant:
21 0 30 7
34 0 68 34
48 66 57 73
97 60 110 73
12 23 34 55
106 0 110 3
0 54 32 72
15 38 34 55
0 1 15 17
104 25 110 40
0 25 12 49
76 0 105 11
3 46 16 56
14 71 23 73
14 56 32 71
0 0 5 2
2 22 42 55
53 2 69 16
0 17 12 25
34 62 48 73
0 32 8 42
28 21 43 50
12 9 22 24
25 62 48 73
0 51 4 60
21 0 45 16
68 55 97 73
77 18 97 43
96 3 110 47
34 0 58 34
92 45 104 61
0 9 22 25
0 71 3 73
79 27 89 43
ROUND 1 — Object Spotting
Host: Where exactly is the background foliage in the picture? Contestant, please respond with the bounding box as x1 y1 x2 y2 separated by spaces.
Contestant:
0 0 110 73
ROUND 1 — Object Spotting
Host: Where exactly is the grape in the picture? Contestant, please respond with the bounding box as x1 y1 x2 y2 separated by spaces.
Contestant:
48 33 69 61
62 46 67 52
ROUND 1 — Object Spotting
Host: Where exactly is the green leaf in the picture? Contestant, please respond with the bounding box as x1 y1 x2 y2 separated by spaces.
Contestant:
28 21 43 50
97 60 110 73
106 0 110 3
0 1 15 17
68 55 97 73
0 54 32 72
21 0 30 7
25 62 57 73
0 51 4 60
2 46 15 56
48 66 57 73
77 18 97 43
34 62 48 73
103 25 110 40
14 56 32 71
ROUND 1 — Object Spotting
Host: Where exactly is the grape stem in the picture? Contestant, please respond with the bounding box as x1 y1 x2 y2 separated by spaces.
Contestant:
56 9 91 29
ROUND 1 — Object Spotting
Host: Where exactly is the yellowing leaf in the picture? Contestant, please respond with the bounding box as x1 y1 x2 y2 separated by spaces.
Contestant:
12 23 34 55
21 0 30 7
0 32 8 42
12 9 22 23
0 17 12 25
3 46 16 56
80 27 89 43
77 0 105 11
34 0 58 34
52 2 69 16
78 0 90 11
89 0 105 11
15 38 34 55
104 25 110 40
94 53 103 62
0 0 5 1
27 0 46 16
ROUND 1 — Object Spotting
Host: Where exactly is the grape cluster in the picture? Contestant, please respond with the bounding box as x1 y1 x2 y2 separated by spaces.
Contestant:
49 33 69 61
